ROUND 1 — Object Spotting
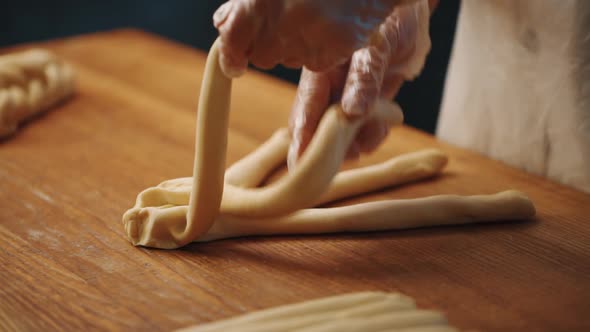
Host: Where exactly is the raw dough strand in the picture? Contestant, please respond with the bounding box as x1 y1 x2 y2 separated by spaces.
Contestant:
199 190 534 242
122 38 536 249
219 99 404 218
185 39 232 242
224 128 290 188
123 188 533 245
176 292 457 332
223 127 449 205
130 144 448 210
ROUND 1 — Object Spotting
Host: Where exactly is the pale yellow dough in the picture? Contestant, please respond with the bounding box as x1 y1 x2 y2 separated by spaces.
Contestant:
122 39 536 249
176 292 459 332
0 49 75 138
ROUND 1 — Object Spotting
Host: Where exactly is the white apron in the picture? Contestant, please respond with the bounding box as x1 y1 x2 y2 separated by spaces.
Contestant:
436 0 590 193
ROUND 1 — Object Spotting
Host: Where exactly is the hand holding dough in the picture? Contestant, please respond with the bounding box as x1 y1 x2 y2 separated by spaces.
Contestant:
121 38 536 249
0 49 75 138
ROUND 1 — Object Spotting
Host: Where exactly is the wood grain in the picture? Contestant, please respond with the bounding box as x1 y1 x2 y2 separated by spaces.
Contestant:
1 29 589 332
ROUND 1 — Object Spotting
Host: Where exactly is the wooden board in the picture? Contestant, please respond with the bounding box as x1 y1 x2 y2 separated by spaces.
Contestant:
1 29 589 332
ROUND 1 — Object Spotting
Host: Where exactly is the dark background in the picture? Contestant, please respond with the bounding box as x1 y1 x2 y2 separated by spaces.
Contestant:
1 1 460 134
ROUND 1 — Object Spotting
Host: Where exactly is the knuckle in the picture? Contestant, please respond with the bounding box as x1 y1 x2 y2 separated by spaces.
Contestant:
250 54 278 70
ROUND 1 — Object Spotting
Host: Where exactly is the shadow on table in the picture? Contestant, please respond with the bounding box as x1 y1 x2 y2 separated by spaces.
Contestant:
180 217 538 281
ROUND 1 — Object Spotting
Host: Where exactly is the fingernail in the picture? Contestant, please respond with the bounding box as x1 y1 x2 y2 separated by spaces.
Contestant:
213 2 232 27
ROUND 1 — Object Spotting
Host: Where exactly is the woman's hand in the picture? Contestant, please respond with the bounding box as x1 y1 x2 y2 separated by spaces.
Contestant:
288 1 432 167
212 0 417 77
213 0 434 168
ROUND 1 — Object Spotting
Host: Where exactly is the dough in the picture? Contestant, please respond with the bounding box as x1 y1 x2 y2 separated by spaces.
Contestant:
0 49 75 138
122 39 536 249
175 292 459 332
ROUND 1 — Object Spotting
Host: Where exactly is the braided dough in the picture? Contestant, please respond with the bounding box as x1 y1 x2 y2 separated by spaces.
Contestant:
177 292 458 332
0 49 75 138
122 39 536 249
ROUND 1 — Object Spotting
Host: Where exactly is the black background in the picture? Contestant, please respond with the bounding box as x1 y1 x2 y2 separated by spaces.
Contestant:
1 0 460 133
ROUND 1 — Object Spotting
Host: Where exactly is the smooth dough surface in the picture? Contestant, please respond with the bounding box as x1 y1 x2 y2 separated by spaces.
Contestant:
122 38 536 249
176 292 459 332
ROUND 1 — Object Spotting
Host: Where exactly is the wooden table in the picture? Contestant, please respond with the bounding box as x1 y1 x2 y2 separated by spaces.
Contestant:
1 29 589 332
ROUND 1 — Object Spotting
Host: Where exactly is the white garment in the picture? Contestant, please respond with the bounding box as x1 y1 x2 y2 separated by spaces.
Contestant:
437 0 590 193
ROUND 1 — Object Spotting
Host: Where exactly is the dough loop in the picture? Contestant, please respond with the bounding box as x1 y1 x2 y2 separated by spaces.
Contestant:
122 39 535 249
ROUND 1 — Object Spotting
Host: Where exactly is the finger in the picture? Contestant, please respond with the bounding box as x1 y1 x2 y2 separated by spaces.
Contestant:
212 1 232 28
247 1 284 69
387 5 419 65
387 0 432 80
213 0 260 77
352 2 430 154
381 1 430 101
287 69 331 170
341 14 398 117
288 64 350 169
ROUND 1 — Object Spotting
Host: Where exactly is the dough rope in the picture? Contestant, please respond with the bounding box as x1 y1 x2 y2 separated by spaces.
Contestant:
122 39 536 249
176 292 459 332
0 49 75 138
